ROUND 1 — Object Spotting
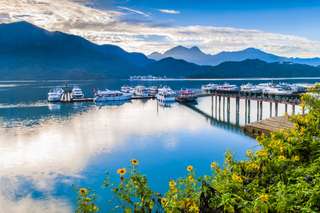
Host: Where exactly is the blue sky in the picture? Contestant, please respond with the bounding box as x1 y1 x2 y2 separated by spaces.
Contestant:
91 0 320 40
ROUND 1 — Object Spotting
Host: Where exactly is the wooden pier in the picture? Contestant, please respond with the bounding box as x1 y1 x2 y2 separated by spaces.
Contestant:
243 116 294 137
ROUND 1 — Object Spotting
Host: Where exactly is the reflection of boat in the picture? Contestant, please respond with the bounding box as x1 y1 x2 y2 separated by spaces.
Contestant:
240 83 262 93
95 100 129 107
94 90 132 102
71 86 84 99
48 87 64 102
201 83 218 92
156 87 176 102
48 103 61 111
134 86 149 97
216 83 239 92
176 89 197 102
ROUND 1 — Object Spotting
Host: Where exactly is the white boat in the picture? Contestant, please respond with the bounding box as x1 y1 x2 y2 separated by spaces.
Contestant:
94 90 132 102
147 86 158 96
48 87 64 102
216 83 239 92
156 87 176 102
257 83 292 95
71 86 84 99
240 83 262 93
201 83 218 91
134 86 149 97
121 85 134 94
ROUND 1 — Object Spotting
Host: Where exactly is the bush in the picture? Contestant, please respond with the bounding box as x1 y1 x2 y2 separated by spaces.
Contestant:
77 85 320 213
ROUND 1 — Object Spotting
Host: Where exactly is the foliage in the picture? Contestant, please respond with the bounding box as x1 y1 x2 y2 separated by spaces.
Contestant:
77 85 320 212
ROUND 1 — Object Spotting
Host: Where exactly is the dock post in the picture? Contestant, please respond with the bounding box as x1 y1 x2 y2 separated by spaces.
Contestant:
236 96 240 126
223 96 225 121
285 104 288 114
275 102 279 117
292 104 296 115
269 102 273 117
245 98 248 124
211 95 214 117
259 101 263 120
215 95 218 118
218 96 221 121
256 101 260 121
247 99 251 123
227 97 230 123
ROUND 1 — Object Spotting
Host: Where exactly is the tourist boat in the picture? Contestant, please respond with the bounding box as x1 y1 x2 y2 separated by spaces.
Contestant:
47 87 64 102
94 90 132 102
240 83 262 93
216 83 239 92
201 83 218 92
176 89 198 102
71 86 84 99
134 86 149 97
147 86 158 96
256 83 292 95
156 87 176 102
121 85 134 94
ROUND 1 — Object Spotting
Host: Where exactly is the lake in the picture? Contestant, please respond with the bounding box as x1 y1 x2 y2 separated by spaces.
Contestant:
0 78 318 212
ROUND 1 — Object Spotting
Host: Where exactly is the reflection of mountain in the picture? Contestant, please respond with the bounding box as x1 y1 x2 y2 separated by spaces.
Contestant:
149 45 320 66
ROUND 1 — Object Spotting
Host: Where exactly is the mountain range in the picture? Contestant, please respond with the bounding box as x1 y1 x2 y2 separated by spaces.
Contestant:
149 46 320 66
0 21 320 80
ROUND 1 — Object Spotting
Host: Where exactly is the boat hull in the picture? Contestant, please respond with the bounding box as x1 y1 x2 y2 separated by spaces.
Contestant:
94 94 132 102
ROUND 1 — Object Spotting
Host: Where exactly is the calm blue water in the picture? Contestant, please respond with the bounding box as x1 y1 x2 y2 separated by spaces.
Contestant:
0 78 318 212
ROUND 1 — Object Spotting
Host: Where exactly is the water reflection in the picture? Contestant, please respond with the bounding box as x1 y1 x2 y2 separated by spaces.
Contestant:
0 99 257 212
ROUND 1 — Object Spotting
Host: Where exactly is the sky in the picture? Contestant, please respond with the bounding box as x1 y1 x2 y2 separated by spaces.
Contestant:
1 0 320 57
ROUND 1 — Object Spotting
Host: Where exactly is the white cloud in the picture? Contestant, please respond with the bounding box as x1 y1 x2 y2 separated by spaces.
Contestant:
118 6 150 17
159 9 180 14
1 0 320 58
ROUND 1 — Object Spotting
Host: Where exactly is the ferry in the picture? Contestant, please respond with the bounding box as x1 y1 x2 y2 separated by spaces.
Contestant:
240 83 262 93
94 90 132 102
156 87 176 102
71 86 84 99
48 87 64 102
176 89 197 102
134 86 149 97
216 83 239 92
201 83 218 92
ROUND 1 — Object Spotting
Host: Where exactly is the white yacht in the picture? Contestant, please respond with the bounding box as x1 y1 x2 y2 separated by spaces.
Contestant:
156 87 176 102
47 87 64 102
71 86 84 99
94 90 132 102
121 86 134 94
216 83 239 92
147 86 158 96
240 83 262 93
257 83 291 95
134 86 149 97
201 83 218 92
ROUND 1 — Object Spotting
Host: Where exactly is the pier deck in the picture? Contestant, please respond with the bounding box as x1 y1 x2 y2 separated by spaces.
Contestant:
243 116 294 137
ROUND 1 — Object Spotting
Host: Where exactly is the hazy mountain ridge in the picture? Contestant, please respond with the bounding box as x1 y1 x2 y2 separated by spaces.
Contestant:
0 21 320 80
149 46 320 66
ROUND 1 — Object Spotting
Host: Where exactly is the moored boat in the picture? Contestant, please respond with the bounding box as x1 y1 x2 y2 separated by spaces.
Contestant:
121 85 134 94
134 86 149 97
94 90 132 102
176 89 197 102
48 87 64 102
71 86 84 99
240 83 262 93
201 83 218 92
156 87 176 102
216 83 239 92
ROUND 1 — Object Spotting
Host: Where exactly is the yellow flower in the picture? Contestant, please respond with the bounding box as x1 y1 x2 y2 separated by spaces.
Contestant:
259 194 269 202
278 155 286 161
189 204 200 213
256 150 268 158
187 165 193 172
188 175 195 182
161 198 168 206
169 180 176 188
79 188 88 196
247 162 259 170
293 155 300 161
130 159 139 166
232 173 243 183
210 162 218 169
117 168 127 176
